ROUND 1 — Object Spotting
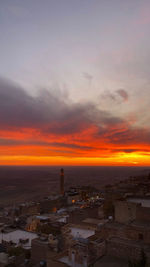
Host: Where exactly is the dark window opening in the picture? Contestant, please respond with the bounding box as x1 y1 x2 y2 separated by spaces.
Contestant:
138 233 143 240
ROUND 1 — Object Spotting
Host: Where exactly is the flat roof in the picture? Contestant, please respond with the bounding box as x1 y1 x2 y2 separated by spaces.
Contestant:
82 218 102 225
36 215 49 220
59 256 83 267
0 230 38 249
70 227 95 239
127 197 150 207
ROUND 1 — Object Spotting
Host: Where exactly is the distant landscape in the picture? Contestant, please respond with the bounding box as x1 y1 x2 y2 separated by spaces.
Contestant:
0 166 150 207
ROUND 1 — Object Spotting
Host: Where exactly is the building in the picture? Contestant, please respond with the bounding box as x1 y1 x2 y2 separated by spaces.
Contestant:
114 200 140 224
59 233 105 266
60 168 64 196
0 229 38 249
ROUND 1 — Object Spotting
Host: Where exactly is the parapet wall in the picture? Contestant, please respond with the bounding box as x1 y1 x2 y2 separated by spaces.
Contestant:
107 238 149 262
136 206 150 223
114 201 140 224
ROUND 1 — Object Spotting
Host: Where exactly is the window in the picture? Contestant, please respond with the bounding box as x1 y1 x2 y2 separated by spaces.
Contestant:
138 233 143 240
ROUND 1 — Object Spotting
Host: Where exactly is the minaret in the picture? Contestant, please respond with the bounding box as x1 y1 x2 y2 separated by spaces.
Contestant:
60 168 64 195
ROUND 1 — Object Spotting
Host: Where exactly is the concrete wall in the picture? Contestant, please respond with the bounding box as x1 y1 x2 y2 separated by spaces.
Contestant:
101 222 150 245
107 238 143 261
107 238 150 264
101 223 125 240
136 206 150 223
31 238 48 264
114 201 140 223
125 224 150 244
40 197 67 213
68 207 99 224
20 203 40 215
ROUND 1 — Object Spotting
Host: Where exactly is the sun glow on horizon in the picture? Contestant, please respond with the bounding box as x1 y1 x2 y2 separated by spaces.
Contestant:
0 150 150 166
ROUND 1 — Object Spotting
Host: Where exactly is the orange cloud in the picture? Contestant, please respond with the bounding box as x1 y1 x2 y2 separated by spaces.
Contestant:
0 78 150 166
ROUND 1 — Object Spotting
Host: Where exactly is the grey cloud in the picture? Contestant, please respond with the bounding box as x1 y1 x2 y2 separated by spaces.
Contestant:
116 89 128 101
1 77 150 148
0 138 95 150
48 149 79 155
101 89 129 104
0 78 87 132
105 127 150 145
83 72 93 83
111 148 140 153
0 78 125 135
51 142 94 150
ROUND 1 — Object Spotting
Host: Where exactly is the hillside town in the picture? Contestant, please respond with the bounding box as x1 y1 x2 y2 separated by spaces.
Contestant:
0 169 150 267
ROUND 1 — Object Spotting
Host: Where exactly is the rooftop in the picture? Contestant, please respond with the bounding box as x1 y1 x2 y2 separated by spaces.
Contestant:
59 255 84 267
82 218 102 225
70 226 95 239
0 229 37 249
127 197 150 208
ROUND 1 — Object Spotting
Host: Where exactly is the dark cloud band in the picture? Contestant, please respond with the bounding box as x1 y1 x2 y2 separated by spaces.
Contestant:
0 77 150 149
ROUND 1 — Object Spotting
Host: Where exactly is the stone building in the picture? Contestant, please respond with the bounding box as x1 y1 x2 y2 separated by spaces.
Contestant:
106 237 150 263
39 196 67 213
59 235 105 266
31 234 60 265
68 206 99 224
114 200 140 223
98 199 150 264
136 206 150 223
19 202 40 215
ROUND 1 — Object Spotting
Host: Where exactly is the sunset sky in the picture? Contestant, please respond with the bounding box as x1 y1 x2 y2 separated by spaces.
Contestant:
0 0 150 166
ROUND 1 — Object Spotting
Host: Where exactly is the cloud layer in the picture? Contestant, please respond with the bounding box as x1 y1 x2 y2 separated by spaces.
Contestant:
0 78 150 165
0 78 126 135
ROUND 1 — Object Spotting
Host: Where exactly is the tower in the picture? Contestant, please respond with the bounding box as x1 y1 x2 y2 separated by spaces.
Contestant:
60 168 64 195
